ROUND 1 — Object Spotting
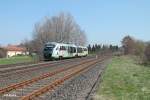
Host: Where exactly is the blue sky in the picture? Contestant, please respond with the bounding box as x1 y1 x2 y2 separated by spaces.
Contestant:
0 0 150 46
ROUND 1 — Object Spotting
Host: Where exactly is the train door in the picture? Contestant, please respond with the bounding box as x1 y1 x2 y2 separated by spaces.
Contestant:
68 46 74 57
59 46 67 58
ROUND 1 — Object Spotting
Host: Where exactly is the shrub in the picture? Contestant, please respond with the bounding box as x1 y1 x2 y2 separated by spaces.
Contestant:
144 43 150 64
0 48 6 58
122 36 136 55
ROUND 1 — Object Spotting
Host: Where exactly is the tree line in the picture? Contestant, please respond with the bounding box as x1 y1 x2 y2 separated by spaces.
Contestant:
87 44 119 54
122 35 150 64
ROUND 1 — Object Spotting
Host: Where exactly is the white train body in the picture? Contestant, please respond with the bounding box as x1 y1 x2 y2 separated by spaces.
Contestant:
77 46 88 57
43 42 88 60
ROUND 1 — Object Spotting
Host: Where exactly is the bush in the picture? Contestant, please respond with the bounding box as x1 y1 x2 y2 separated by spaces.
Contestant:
121 36 150 65
0 48 6 58
122 36 145 57
122 36 136 55
143 43 150 64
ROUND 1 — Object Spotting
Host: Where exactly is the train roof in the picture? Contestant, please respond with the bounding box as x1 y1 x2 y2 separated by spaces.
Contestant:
45 42 76 47
45 42 87 49
77 46 87 48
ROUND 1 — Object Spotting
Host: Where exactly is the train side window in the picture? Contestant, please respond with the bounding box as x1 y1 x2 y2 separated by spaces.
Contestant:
60 46 62 50
68 46 71 53
63 46 66 50
70 47 72 53
68 46 75 53
77 47 82 53
70 47 73 53
83 48 87 51
72 47 75 53
73 47 76 53
71 47 73 53
60 46 66 51
77 48 79 53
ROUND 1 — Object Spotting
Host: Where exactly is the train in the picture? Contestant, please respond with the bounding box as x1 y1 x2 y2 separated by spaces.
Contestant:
43 42 88 60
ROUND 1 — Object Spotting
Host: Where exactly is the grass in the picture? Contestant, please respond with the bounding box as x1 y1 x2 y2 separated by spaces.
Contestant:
96 56 150 100
0 56 34 65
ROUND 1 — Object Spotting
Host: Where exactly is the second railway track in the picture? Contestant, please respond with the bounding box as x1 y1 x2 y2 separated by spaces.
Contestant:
0 56 93 75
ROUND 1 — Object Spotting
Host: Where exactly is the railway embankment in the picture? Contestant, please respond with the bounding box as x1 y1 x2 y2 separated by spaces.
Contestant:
95 56 150 100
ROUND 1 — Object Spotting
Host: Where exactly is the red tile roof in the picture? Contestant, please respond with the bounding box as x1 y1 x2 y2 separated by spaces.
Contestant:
5 45 27 51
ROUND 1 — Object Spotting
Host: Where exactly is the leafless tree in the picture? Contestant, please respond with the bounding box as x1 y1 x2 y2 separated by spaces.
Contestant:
122 35 136 55
122 35 146 57
26 12 87 60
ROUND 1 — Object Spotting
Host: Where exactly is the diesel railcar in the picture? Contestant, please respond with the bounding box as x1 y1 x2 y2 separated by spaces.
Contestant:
43 42 88 60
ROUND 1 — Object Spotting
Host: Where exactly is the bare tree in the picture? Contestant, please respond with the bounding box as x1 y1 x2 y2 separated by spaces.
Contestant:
122 35 146 57
122 35 136 55
28 12 87 59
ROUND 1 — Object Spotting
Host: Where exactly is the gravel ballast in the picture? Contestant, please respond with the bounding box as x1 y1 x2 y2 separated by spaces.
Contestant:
0 57 94 88
38 58 111 100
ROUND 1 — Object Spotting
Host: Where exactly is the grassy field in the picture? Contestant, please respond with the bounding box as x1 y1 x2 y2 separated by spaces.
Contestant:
96 56 150 100
0 56 34 65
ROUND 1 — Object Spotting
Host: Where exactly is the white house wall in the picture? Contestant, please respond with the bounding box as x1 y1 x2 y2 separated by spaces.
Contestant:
7 51 26 57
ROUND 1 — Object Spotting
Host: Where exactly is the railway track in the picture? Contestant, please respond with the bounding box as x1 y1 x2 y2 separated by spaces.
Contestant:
0 61 42 69
0 57 95 88
0 56 107 100
0 56 93 70
0 56 93 77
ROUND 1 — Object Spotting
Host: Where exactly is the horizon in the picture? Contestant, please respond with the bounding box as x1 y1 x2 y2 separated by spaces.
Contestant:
0 0 150 46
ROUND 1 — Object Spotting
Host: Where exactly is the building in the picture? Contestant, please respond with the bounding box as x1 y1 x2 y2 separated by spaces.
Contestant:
5 45 29 57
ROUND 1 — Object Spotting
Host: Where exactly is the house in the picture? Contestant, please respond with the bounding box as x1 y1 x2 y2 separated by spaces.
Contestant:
5 45 29 57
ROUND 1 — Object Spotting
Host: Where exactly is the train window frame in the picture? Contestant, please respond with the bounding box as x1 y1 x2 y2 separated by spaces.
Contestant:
83 48 87 51
73 47 76 53
60 46 66 51
67 46 76 53
77 47 83 53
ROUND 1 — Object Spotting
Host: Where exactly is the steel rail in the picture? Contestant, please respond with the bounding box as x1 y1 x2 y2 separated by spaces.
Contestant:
0 57 92 77
21 58 105 100
0 56 93 70
0 58 95 95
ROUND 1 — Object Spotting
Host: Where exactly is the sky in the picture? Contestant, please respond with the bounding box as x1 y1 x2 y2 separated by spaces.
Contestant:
0 0 150 46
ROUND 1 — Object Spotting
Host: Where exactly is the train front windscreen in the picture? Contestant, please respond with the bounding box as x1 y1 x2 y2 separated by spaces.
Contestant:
43 44 55 59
